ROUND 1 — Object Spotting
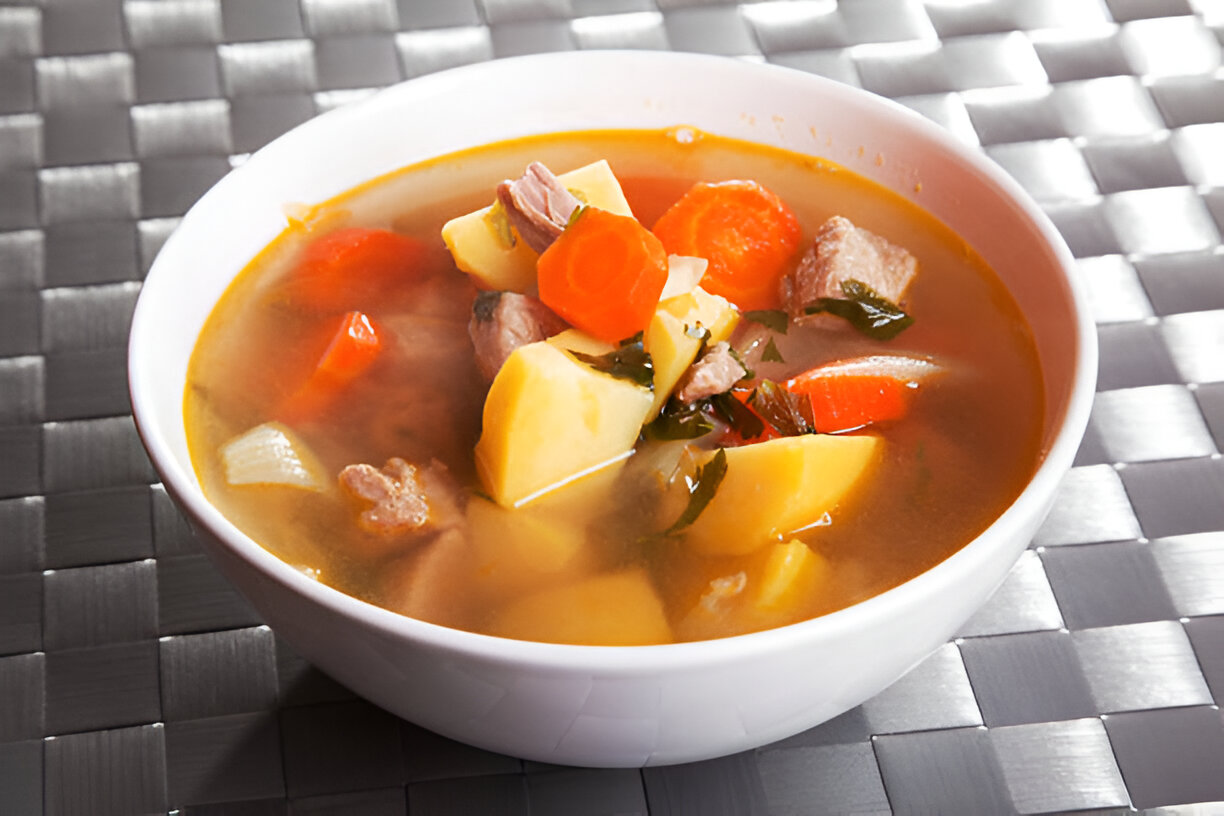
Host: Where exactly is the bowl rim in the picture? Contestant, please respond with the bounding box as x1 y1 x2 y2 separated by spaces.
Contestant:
129 49 1098 672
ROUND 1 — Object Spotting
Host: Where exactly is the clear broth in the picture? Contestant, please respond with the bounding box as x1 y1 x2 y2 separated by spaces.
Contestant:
186 129 1044 643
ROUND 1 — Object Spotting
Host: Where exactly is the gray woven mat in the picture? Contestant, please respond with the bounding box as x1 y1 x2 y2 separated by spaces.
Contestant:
2 0 1223 813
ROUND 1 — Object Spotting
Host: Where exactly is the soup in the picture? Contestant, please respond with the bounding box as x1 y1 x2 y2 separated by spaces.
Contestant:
185 128 1044 645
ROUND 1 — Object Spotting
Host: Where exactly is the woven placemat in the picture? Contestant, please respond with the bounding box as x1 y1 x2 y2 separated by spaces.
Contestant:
1 1 1222 813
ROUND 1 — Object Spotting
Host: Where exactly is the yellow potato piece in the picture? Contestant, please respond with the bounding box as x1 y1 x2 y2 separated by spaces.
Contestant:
468 497 587 585
465 463 620 602
489 568 673 645
756 539 829 612
545 327 615 357
685 434 881 556
475 341 653 507
644 287 740 417
440 159 635 292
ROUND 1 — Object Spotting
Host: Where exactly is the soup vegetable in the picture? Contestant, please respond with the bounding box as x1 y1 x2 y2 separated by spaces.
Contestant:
185 129 1044 645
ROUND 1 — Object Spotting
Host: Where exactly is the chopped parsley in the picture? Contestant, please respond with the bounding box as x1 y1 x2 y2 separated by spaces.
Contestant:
750 379 813 437
710 391 766 441
645 400 716 441
569 341 655 390
565 201 587 229
663 448 728 536
726 346 755 381
804 278 914 340
743 309 790 334
484 201 516 249
761 336 785 363
620 331 644 346
685 323 712 343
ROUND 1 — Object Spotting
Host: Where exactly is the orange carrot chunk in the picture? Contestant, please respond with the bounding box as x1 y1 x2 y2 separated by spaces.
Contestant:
651 180 802 312
277 310 383 425
286 227 426 311
537 207 669 344
785 372 909 433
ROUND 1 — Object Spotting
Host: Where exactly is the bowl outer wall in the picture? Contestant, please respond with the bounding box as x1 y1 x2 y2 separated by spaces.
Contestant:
128 51 1097 766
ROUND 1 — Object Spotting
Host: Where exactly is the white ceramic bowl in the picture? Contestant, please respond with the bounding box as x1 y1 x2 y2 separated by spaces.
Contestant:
129 51 1096 767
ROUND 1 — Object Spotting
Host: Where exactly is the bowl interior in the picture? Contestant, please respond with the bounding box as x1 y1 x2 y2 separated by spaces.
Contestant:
130 50 1095 666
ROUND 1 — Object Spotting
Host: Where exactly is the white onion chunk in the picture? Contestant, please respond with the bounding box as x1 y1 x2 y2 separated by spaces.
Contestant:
220 422 328 491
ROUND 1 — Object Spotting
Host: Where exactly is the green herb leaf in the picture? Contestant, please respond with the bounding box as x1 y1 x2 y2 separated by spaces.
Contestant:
565 202 587 229
743 309 790 334
804 278 914 340
710 391 765 440
761 336 785 363
472 290 501 323
567 188 589 205
484 201 516 249
727 346 754 381
570 341 655 390
684 322 712 343
750 379 813 437
645 400 715 441
620 331 644 347
664 448 728 535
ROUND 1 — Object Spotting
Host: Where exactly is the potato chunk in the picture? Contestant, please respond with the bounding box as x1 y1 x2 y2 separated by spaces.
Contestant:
467 497 589 601
475 340 653 507
465 462 619 602
441 160 634 292
644 287 740 417
756 538 829 612
489 568 673 645
684 434 881 556
545 327 614 357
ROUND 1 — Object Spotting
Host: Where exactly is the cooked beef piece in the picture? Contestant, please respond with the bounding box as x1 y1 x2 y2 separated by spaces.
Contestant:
469 290 568 381
339 457 463 536
786 215 918 316
677 571 747 641
675 341 747 404
726 319 780 372
496 161 582 253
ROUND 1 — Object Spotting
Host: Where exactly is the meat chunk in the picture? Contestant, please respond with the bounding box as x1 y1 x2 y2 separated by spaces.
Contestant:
675 341 747 404
339 457 463 536
786 215 917 316
469 290 568 381
496 161 582 253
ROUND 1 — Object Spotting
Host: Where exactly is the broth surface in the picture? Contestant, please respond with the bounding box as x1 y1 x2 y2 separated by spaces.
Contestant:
186 129 1044 643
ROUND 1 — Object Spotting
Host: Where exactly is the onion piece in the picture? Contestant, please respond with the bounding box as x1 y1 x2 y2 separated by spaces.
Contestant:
660 254 708 300
220 422 328 491
795 354 942 386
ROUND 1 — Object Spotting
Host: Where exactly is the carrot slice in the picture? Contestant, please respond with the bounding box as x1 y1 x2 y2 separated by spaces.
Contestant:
537 207 669 344
277 310 383 425
286 227 427 311
651 180 802 311
786 372 909 433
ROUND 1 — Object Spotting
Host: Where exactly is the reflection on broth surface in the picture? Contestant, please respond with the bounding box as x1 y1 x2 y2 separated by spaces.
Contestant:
185 128 1044 645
